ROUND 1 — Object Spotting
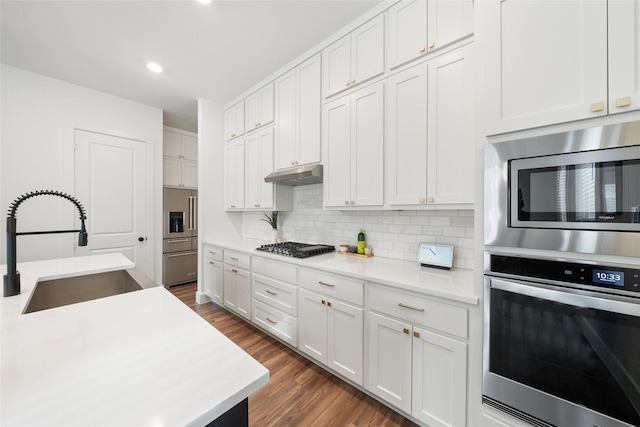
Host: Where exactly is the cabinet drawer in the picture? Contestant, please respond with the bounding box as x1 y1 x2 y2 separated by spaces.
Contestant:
369 286 468 339
299 268 363 306
204 245 223 262
163 237 192 253
252 299 297 347
253 257 297 284
253 273 297 316
224 250 251 270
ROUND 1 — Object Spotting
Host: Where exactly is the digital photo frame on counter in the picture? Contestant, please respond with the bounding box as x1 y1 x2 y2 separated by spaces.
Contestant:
417 244 453 270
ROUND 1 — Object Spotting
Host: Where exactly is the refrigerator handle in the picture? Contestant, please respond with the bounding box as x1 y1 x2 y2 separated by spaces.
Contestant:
188 196 193 231
192 195 197 232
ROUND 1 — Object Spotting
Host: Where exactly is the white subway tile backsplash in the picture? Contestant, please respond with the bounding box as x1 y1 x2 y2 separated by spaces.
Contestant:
240 184 475 270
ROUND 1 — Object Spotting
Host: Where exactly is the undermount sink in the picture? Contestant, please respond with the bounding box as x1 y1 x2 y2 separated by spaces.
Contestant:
23 268 157 314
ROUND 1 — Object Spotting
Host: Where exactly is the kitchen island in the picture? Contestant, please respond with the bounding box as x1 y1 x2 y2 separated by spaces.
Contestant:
1 253 269 426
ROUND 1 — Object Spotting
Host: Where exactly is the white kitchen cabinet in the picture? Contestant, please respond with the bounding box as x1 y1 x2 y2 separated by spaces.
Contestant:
224 139 245 210
203 245 224 305
163 157 198 189
387 0 473 70
274 54 322 170
245 83 274 133
223 251 251 320
608 0 640 115
163 128 198 189
367 285 468 427
323 81 384 208
322 14 384 98
244 127 275 210
224 100 245 141
386 43 474 207
297 269 364 385
485 0 608 134
163 129 198 161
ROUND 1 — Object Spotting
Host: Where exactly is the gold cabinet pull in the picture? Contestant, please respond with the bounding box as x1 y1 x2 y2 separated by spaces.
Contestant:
403 328 410 334
351 78 356 84
265 289 278 296
616 96 631 108
230 257 239 261
327 301 332 307
428 41 435 49
350 200 355 205
255 122 260 127
209 261 215 265
321 299 326 305
231 133 236 138
413 331 420 338
591 102 605 112
254 203 260 208
230 204 236 208
419 45 426 53
419 197 426 203
231 268 238 273
208 250 217 255
266 317 277 324
345 80 350 87
344 200 349 205
318 281 335 288
398 303 425 312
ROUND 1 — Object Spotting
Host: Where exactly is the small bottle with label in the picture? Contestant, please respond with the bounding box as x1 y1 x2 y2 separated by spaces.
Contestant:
357 228 366 254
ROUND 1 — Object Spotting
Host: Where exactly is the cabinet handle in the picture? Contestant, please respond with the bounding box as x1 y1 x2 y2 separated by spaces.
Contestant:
294 161 298 165
351 79 355 84
419 197 426 203
265 289 278 296
345 80 350 87
403 328 410 335
398 303 425 312
327 301 332 307
230 204 236 208
616 96 631 108
266 317 278 324
318 281 335 288
350 200 355 205
209 261 215 265
230 257 239 261
414 331 420 338
428 41 435 49
167 238 190 243
255 122 260 127
419 45 426 53
427 197 434 203
231 133 236 138
291 161 295 165
179 155 185 159
344 200 349 205
232 268 238 273
209 251 217 255
255 203 260 208
591 102 605 112
322 299 326 305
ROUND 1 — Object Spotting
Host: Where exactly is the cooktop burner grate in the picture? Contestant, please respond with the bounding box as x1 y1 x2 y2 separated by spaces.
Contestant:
255 241 335 258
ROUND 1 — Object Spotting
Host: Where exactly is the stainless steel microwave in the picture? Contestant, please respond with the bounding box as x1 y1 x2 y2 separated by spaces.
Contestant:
485 120 640 257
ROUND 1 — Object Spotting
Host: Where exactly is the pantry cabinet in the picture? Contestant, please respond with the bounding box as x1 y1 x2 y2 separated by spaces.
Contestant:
224 139 245 210
485 0 640 135
163 128 198 189
387 44 473 207
223 251 251 320
367 285 468 427
323 82 384 208
163 157 198 189
322 14 384 98
163 129 197 161
386 0 473 70
297 269 364 385
224 101 245 141
203 245 224 305
274 54 322 170
245 83 274 133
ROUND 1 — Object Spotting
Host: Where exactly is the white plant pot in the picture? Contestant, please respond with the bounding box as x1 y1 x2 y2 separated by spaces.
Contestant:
271 229 281 243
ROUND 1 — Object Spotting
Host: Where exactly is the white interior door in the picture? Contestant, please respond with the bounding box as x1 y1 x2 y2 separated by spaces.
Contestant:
74 130 146 271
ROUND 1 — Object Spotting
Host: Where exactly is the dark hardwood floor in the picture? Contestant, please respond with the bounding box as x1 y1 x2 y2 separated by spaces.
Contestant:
169 283 417 427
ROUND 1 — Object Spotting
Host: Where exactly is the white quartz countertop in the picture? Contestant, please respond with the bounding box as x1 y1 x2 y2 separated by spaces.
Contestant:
206 238 478 305
1 253 269 426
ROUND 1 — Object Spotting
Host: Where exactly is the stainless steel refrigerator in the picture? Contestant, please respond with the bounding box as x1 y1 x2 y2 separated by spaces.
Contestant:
163 187 197 286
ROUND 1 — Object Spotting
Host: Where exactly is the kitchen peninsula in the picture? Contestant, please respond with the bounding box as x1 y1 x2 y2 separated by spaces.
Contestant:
1 253 268 426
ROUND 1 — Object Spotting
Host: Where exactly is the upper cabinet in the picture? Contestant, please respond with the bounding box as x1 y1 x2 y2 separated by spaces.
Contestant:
163 129 197 161
245 83 274 133
486 0 640 135
224 139 245 210
322 15 385 98
387 0 474 70
224 100 245 141
274 54 322 170
163 128 198 189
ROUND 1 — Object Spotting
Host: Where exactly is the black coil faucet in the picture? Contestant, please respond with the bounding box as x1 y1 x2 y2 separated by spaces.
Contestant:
4 190 88 297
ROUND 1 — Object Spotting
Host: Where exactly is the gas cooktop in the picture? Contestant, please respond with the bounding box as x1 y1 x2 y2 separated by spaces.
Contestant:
256 242 335 258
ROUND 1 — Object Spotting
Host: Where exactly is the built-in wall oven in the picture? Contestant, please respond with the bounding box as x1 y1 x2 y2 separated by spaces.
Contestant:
484 253 640 427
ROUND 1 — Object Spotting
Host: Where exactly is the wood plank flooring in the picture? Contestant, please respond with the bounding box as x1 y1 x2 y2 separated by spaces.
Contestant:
169 283 417 427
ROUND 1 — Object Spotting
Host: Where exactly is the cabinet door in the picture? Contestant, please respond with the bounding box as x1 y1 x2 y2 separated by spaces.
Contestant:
387 63 428 206
246 83 274 131
485 0 607 135
224 101 245 141
181 135 198 161
274 69 297 170
298 288 328 364
224 140 245 210
323 95 352 207
163 157 182 187
223 264 239 311
387 0 428 70
608 0 640 114
327 299 363 385
204 257 223 305
163 131 182 158
245 128 274 210
236 267 252 320
427 45 474 205
351 82 384 207
427 0 473 53
323 35 351 98
351 14 385 88
297 54 322 167
181 160 198 189
367 312 412 414
412 327 467 427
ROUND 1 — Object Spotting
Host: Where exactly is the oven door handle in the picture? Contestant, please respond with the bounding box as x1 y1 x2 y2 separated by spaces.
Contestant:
490 277 640 317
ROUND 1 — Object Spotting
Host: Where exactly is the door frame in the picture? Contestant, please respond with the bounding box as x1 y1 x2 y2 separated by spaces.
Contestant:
63 124 159 281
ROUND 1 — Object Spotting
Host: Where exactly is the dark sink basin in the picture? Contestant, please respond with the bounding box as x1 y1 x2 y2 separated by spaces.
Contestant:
23 268 157 314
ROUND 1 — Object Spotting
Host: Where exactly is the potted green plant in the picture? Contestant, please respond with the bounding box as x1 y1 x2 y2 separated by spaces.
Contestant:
260 211 280 242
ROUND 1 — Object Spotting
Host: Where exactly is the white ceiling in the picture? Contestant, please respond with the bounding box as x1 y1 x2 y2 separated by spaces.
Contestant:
1 0 384 125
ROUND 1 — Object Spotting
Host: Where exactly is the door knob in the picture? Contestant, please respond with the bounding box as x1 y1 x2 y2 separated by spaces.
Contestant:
138 237 145 242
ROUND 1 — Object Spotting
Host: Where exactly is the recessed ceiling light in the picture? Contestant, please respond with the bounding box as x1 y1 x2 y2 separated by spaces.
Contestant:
197 0 212 3
147 62 163 73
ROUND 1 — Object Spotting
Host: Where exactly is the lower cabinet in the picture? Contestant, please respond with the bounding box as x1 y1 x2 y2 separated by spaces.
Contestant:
297 268 364 385
367 286 468 427
223 251 251 320
203 245 224 305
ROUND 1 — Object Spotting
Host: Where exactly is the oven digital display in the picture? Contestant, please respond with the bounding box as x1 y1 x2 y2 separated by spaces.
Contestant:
592 269 625 286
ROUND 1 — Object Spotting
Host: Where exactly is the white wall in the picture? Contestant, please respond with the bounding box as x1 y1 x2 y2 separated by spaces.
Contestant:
0 65 163 281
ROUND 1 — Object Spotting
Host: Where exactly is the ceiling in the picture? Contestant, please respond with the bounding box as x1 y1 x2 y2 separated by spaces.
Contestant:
1 0 384 126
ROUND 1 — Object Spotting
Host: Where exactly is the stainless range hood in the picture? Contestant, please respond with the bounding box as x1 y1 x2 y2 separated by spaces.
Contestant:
264 164 323 186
